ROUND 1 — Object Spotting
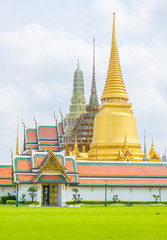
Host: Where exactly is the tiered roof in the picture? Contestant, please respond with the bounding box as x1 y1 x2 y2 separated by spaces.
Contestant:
24 120 66 154
13 150 78 184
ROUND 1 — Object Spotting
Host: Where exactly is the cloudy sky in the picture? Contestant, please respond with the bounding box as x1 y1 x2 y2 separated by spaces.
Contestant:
0 0 167 163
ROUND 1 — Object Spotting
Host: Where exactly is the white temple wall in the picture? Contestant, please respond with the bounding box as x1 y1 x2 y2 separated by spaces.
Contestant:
0 186 15 197
66 186 167 202
17 184 40 203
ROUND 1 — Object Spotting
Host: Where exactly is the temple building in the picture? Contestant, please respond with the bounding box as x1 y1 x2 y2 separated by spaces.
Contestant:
64 61 86 144
66 39 99 154
0 13 167 207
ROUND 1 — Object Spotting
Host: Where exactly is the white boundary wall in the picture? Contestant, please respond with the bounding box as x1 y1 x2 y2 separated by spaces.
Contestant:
0 186 15 197
66 186 167 202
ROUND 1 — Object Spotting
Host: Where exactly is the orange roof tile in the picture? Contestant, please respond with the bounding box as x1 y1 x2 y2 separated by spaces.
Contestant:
27 129 38 143
0 166 12 177
79 178 167 185
0 179 12 185
17 160 32 171
77 163 167 177
38 126 58 139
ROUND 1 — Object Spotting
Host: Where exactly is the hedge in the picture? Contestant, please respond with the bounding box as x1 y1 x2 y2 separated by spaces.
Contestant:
6 200 40 205
1 195 16 204
66 200 167 205
6 200 39 205
6 200 16 205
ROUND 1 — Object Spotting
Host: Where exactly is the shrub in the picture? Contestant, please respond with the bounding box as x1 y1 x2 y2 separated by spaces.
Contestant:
112 195 119 203
72 188 82 205
20 194 26 204
1 195 16 204
18 201 40 205
153 194 160 203
6 200 40 205
6 200 16 205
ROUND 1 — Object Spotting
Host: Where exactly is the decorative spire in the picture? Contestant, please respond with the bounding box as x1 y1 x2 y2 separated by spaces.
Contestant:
16 119 19 155
53 112 57 126
101 12 129 102
143 131 148 161
123 134 128 149
89 38 99 107
77 59 80 69
144 131 147 155
149 138 156 155
22 119 26 152
33 115 37 129
72 136 80 157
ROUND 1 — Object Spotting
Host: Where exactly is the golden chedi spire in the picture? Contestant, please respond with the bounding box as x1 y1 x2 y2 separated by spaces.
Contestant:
149 139 161 162
16 119 19 155
88 13 143 161
101 12 128 102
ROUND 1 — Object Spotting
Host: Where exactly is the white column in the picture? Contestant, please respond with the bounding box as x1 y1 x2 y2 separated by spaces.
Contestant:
58 184 66 206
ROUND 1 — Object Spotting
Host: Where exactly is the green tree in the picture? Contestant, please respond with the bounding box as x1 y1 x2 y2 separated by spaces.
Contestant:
72 188 82 205
112 195 119 203
153 194 159 203
27 186 38 203
20 194 26 204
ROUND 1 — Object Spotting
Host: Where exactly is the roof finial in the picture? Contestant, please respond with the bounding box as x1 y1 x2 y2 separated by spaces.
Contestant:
33 115 37 128
59 108 63 123
16 118 19 155
53 112 57 126
10 147 13 162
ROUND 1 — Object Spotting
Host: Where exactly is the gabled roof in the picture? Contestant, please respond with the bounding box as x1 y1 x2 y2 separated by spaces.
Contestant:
32 151 65 168
35 151 69 183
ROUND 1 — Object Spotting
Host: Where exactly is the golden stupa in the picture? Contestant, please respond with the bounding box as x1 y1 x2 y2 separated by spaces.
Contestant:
88 13 143 161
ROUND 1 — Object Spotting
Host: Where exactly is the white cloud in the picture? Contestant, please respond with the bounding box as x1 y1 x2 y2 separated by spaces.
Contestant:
0 1 167 162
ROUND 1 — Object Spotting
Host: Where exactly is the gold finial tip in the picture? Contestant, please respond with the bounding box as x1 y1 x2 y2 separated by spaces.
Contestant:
113 12 115 15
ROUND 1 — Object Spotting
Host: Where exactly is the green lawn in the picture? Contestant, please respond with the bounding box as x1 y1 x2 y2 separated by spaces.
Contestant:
0 205 166 240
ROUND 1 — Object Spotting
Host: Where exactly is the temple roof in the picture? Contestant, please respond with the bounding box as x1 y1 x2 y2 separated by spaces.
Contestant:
24 119 66 153
12 150 78 184
0 165 12 185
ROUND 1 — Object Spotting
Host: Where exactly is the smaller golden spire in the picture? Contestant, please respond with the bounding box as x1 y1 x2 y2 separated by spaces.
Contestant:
149 138 156 155
72 136 80 157
124 134 128 148
16 119 19 155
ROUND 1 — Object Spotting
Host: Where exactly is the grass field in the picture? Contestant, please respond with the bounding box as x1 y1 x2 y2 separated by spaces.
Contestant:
0 205 167 240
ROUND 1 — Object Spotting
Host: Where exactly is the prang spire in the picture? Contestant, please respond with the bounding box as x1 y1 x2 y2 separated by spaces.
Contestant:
89 38 99 107
101 12 129 102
